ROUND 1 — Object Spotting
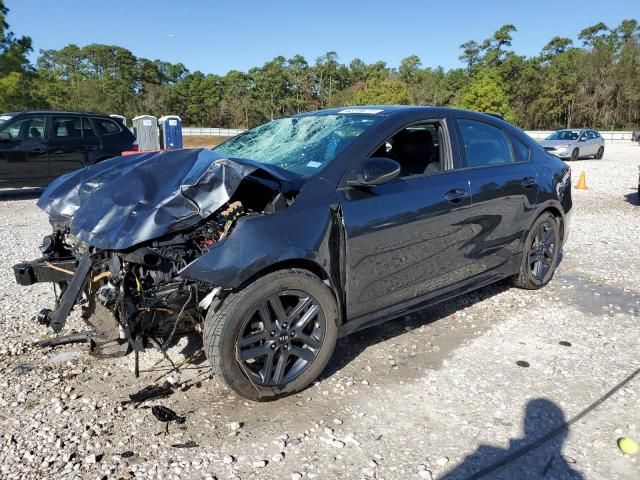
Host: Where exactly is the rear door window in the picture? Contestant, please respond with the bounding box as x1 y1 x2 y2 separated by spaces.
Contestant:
52 116 82 139
458 119 515 167
93 118 121 135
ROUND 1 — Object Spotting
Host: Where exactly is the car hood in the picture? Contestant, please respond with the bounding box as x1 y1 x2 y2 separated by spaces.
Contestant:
38 148 292 250
540 140 575 147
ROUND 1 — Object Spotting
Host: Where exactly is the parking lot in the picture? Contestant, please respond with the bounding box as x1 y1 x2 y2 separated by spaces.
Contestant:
0 143 639 479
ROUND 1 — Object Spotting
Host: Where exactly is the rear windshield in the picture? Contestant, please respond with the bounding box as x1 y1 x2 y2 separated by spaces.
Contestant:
214 114 382 177
546 130 580 141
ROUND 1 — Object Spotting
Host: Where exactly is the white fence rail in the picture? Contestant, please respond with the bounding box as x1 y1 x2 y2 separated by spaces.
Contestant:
182 127 246 137
525 131 634 142
182 127 635 143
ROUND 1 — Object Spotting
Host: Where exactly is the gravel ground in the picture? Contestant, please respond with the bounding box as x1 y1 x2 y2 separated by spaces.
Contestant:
0 143 639 480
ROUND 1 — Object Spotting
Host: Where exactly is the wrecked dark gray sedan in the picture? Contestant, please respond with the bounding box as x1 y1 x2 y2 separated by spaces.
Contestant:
14 106 572 401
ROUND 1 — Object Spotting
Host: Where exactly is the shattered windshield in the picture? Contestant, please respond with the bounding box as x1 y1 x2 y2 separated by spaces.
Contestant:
214 114 381 176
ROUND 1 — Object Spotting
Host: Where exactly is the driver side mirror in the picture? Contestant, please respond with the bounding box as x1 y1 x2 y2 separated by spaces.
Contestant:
348 157 401 186
578 137 586 142
0 132 11 142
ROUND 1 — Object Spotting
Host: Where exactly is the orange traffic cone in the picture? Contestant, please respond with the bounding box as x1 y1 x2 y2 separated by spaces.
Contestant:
575 171 588 190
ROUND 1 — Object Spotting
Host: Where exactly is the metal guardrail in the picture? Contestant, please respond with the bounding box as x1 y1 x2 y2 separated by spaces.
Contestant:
182 127 635 142
182 127 246 137
526 131 635 142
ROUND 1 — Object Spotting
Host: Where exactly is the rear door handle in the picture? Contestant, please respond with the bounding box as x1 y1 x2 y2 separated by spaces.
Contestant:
521 176 537 188
444 188 468 203
29 147 46 154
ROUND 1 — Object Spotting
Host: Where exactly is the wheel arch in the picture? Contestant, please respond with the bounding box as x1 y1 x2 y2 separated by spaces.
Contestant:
233 258 345 326
539 205 564 242
237 258 329 288
525 203 566 248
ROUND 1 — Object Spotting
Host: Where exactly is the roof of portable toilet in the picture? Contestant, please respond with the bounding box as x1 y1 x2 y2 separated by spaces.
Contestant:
159 115 182 124
132 115 157 121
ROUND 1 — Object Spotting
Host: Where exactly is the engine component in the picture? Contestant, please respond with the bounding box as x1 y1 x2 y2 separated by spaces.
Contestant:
16 198 252 360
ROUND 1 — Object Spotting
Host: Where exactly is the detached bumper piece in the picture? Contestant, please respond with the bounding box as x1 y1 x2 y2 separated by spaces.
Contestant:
13 257 77 286
14 251 91 333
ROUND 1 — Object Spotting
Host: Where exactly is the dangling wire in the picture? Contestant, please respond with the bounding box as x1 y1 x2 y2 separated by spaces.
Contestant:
160 284 193 353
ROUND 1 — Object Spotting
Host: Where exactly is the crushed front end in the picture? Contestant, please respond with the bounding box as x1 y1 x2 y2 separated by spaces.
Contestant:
13 201 246 355
13 148 297 364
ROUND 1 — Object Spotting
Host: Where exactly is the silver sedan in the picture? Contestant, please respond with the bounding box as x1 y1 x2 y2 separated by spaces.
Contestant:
540 129 605 160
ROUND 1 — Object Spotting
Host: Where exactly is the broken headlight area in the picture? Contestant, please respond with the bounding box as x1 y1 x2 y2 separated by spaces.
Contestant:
14 149 300 372
14 199 252 357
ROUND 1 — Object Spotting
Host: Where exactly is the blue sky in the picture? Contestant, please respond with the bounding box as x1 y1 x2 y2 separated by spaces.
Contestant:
7 0 636 74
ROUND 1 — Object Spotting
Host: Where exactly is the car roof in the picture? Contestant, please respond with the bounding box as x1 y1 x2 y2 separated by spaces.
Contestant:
7 109 110 117
295 105 506 122
555 128 594 132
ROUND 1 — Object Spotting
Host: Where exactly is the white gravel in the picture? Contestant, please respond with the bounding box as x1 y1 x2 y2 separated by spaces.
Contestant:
0 143 639 479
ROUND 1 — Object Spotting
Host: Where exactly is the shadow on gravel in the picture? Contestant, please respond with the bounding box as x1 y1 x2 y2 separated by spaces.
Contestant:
623 190 639 206
441 398 583 480
0 188 42 200
322 280 511 379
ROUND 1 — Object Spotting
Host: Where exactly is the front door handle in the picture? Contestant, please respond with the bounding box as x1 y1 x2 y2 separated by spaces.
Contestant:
29 147 46 154
521 176 537 188
444 188 468 203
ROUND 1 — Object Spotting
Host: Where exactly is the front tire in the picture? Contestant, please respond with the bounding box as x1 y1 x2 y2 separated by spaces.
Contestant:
595 146 604 159
570 148 579 161
203 269 338 401
512 212 561 290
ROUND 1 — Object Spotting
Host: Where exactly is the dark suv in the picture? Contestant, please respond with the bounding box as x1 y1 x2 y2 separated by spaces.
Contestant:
0 110 135 188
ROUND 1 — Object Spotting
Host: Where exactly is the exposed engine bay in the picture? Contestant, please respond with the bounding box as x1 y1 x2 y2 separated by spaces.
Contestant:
13 149 298 365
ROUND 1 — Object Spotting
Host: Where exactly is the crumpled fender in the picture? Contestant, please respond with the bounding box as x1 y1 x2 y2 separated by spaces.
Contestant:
180 178 340 290
38 149 258 250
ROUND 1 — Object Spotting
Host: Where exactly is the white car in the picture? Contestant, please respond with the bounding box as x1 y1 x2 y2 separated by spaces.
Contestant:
540 129 605 160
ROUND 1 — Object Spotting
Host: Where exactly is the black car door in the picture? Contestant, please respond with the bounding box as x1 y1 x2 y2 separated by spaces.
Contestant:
455 117 539 277
338 118 473 320
48 115 87 178
0 115 49 188
81 117 101 164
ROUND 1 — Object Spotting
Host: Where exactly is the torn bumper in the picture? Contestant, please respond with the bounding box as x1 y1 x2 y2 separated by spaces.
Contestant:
13 257 76 286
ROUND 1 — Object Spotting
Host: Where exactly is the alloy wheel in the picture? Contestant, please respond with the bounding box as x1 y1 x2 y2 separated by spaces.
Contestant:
528 221 556 280
236 290 326 386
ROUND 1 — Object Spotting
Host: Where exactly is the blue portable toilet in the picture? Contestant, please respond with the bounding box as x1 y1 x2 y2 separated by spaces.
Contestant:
159 115 183 150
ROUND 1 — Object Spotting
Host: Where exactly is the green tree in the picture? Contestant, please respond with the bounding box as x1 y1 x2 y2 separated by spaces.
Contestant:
541 37 573 58
483 24 517 66
399 55 422 82
578 22 610 48
355 79 410 105
0 0 35 110
457 70 515 121
459 41 481 71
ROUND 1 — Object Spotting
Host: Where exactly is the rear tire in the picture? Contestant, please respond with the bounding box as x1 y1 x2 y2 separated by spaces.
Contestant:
595 146 604 159
570 148 579 161
203 269 338 401
512 212 561 290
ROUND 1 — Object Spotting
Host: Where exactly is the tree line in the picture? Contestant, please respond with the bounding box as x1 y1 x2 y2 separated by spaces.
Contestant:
0 1 638 130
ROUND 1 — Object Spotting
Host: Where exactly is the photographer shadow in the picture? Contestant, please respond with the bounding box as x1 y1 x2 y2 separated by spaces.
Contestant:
441 398 583 480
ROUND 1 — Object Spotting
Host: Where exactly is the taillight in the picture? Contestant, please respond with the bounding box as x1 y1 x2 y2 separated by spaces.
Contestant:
131 144 139 152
